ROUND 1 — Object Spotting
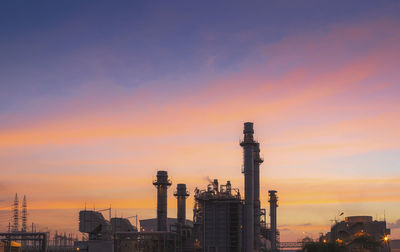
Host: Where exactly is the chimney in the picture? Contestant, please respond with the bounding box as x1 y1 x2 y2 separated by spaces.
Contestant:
240 122 256 251
174 184 189 225
153 171 172 231
269 190 278 252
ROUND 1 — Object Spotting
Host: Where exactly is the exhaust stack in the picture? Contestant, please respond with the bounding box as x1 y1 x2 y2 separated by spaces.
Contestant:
240 122 256 251
254 142 263 249
174 184 189 225
153 171 172 231
269 190 278 252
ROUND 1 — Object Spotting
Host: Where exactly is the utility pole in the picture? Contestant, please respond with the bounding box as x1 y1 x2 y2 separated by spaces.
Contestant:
127 215 139 230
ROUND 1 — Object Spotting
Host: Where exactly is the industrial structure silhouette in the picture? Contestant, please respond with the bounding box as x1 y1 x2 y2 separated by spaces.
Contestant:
0 123 393 252
74 122 280 251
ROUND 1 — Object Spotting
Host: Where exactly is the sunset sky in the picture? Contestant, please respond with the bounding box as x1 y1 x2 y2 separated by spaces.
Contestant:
1 1 400 241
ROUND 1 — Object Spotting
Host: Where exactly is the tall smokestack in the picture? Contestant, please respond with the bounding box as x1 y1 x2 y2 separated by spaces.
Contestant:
153 171 172 231
174 184 189 225
254 142 263 249
240 122 256 251
269 190 278 252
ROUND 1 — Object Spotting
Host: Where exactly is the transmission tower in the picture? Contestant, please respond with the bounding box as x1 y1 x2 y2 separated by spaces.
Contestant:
21 195 27 232
12 193 19 232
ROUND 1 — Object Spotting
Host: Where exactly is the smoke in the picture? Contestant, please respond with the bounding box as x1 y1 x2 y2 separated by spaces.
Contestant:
203 176 217 187
204 176 213 183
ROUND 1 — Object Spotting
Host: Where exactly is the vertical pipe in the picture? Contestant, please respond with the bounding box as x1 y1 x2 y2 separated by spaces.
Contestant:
240 122 255 252
153 171 172 231
158 184 167 231
213 179 219 192
226 181 232 195
254 142 263 250
269 190 278 252
174 184 189 225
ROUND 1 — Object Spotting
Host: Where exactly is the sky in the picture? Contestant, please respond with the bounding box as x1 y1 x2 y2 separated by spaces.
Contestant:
1 0 400 241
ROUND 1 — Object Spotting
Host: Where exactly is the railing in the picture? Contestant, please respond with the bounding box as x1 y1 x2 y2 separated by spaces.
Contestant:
279 241 304 249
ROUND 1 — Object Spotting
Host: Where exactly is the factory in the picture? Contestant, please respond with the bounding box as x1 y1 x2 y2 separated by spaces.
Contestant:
322 216 391 252
76 122 279 252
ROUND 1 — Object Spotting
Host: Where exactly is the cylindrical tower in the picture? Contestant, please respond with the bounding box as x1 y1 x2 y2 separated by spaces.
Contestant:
174 184 189 225
240 122 256 251
254 142 263 250
153 171 172 231
269 190 278 252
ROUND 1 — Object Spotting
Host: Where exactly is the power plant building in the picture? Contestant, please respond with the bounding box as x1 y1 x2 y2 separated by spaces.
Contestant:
326 216 391 252
193 180 242 252
73 122 279 252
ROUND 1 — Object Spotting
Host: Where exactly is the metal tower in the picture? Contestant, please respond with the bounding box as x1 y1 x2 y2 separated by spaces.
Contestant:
153 171 172 231
12 193 19 232
240 122 256 252
21 195 27 232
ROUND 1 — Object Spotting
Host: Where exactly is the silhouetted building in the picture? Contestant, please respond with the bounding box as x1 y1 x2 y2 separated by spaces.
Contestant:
193 180 242 252
327 216 390 252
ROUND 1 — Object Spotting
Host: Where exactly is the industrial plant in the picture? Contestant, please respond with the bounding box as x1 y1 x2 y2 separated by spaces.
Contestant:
1 122 393 252
319 216 391 252
74 122 279 252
